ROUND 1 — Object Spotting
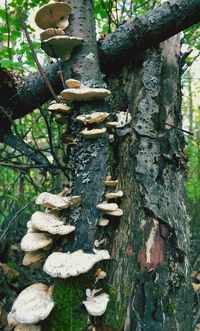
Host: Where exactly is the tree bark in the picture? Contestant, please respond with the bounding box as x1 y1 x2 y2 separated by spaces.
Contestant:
1 0 200 133
103 35 193 331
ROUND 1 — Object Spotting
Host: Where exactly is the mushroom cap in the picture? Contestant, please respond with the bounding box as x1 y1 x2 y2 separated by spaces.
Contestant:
7 311 19 327
83 289 109 316
14 324 41 331
40 28 65 41
41 36 83 60
69 196 82 207
22 251 47 266
31 211 75 236
11 283 54 324
35 192 71 209
80 128 107 139
98 218 109 227
105 190 123 199
97 202 118 212
65 79 82 88
43 249 110 278
21 233 52 252
106 121 118 129
35 2 71 30
48 103 71 113
104 179 118 187
106 208 123 216
76 112 109 125
60 87 111 101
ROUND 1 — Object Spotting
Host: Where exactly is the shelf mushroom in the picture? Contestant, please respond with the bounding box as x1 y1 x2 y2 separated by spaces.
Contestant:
35 2 72 30
8 283 54 325
41 36 83 60
14 324 41 331
76 112 109 125
35 192 82 209
30 211 75 236
21 232 52 252
82 289 109 316
96 202 118 212
48 102 71 114
104 177 118 187
105 190 123 199
43 249 110 278
65 79 83 88
40 28 65 42
60 86 111 101
22 251 47 267
80 128 107 139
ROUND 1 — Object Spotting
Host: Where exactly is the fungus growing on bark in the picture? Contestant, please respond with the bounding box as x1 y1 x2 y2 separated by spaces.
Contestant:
31 211 75 236
104 178 118 187
76 112 109 124
80 128 107 139
14 324 41 331
20 232 52 252
82 289 109 316
35 192 71 209
60 87 111 101
35 2 71 30
9 283 54 324
97 202 118 212
22 251 47 266
7 312 18 328
48 103 71 113
106 208 123 217
94 269 107 282
98 218 109 226
65 79 82 88
106 121 118 129
43 249 110 278
105 190 123 199
40 28 65 41
41 36 83 60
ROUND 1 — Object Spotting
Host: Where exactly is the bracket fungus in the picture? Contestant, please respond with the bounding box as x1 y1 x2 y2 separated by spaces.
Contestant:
76 112 109 125
22 251 47 266
35 192 71 209
98 218 110 226
35 2 71 30
105 190 124 199
80 128 107 139
48 102 71 113
65 79 82 88
82 289 109 316
106 208 123 217
9 283 54 324
104 179 118 187
20 232 52 252
43 249 110 278
60 87 111 101
40 28 65 41
41 36 83 60
97 202 118 212
31 211 75 236
14 324 41 331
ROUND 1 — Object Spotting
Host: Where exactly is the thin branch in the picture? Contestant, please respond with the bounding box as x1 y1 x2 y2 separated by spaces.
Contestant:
18 9 59 102
0 201 34 240
165 122 194 136
4 0 12 60
0 161 58 170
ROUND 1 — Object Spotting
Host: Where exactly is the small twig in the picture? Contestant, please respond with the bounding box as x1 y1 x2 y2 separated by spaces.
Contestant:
0 161 58 170
0 201 34 240
192 303 200 329
5 0 12 60
182 51 200 74
18 9 59 102
165 122 194 136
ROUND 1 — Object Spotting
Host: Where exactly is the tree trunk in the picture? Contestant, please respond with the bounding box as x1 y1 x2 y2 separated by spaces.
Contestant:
103 35 193 331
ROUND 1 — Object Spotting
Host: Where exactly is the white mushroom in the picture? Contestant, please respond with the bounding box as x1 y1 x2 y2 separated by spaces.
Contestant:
31 211 75 236
98 218 110 226
7 311 18 328
48 103 71 114
41 36 83 60
14 324 41 331
105 190 123 199
65 79 82 88
104 179 118 187
83 289 109 316
20 233 52 252
35 2 71 30
76 112 109 125
106 208 123 217
35 192 71 209
96 202 118 212
22 251 47 266
80 128 107 139
60 87 111 101
43 249 110 278
10 283 54 324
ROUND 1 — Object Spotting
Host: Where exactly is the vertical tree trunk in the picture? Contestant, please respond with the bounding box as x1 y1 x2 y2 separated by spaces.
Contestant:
104 35 193 331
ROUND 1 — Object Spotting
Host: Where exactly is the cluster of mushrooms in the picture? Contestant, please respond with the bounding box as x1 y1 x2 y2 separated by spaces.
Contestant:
7 1 127 330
